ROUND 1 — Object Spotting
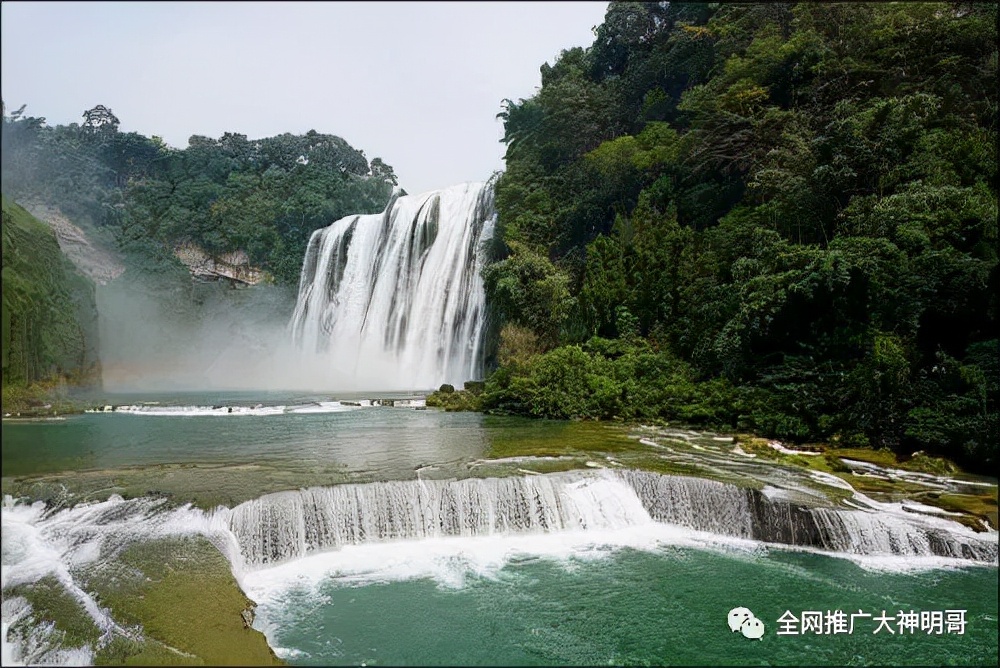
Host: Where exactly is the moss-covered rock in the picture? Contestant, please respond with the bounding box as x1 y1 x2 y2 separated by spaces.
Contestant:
5 576 102 652
86 537 282 666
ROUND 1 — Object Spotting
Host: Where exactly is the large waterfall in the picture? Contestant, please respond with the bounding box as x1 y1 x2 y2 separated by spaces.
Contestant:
288 182 495 390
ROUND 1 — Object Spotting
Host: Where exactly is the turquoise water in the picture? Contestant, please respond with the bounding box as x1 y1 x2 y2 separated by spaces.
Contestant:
3 395 998 666
256 545 998 666
1 396 490 478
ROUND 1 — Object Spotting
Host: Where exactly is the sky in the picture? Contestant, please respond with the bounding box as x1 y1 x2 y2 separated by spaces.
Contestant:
1 1 610 195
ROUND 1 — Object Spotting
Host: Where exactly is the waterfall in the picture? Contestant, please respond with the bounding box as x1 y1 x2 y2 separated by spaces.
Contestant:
228 474 651 566
223 470 997 568
616 470 754 539
288 182 495 390
3 471 995 592
617 470 998 562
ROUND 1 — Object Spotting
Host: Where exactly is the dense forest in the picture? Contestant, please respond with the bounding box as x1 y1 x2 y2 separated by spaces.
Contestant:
1 196 99 389
479 1 998 472
1 102 399 285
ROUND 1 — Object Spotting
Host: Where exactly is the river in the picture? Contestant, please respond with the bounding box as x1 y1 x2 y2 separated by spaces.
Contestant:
2 393 996 665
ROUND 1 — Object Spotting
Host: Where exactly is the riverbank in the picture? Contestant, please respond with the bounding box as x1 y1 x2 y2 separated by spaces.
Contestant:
1 377 98 419
422 385 998 532
4 410 995 531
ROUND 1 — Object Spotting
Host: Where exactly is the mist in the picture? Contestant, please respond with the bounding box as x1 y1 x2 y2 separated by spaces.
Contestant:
95 273 324 394
93 250 468 395
98 276 277 392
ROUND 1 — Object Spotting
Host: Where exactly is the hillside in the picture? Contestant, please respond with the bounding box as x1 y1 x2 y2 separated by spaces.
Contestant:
482 2 998 473
1 195 99 396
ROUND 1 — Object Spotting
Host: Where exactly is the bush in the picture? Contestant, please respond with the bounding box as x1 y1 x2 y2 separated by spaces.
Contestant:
482 339 739 427
497 323 544 366
426 388 481 412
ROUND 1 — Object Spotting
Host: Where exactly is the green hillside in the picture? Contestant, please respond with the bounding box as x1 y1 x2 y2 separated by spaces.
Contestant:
483 2 998 473
1 195 99 398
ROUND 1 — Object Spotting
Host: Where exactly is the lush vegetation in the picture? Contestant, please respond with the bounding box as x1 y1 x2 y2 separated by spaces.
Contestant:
426 381 485 411
2 100 400 410
482 2 998 473
1 101 399 284
1 196 99 401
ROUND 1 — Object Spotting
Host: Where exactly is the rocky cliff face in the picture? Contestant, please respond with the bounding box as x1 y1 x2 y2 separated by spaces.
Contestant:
22 200 267 288
174 243 268 286
20 201 125 285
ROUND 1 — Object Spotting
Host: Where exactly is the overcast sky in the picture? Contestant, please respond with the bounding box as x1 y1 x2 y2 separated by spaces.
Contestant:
1 1 609 195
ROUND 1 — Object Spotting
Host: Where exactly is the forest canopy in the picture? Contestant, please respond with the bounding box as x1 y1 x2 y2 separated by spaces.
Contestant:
1 102 398 284
481 1 998 473
1 2 996 474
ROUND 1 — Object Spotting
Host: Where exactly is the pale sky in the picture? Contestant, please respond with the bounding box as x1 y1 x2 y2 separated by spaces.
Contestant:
1 1 609 195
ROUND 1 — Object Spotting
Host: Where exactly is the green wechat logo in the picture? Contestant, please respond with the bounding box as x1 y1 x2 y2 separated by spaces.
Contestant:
728 607 765 640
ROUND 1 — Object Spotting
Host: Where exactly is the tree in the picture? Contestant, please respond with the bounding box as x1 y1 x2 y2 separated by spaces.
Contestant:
370 157 398 186
82 104 120 134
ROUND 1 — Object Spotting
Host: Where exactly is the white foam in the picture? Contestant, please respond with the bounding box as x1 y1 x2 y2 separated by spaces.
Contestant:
900 501 965 517
853 492 998 539
272 646 308 660
767 541 998 574
768 441 822 456
110 404 287 417
286 402 358 414
238 522 756 599
809 470 856 491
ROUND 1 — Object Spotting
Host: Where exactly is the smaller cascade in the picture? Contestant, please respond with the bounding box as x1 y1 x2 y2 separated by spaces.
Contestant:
809 508 998 561
616 470 754 538
614 470 998 562
2 469 995 608
227 473 652 567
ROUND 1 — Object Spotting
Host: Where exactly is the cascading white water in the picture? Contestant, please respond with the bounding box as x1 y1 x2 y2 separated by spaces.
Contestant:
222 470 998 568
288 182 495 390
617 470 754 539
3 472 995 589
227 474 652 566
3 469 997 661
